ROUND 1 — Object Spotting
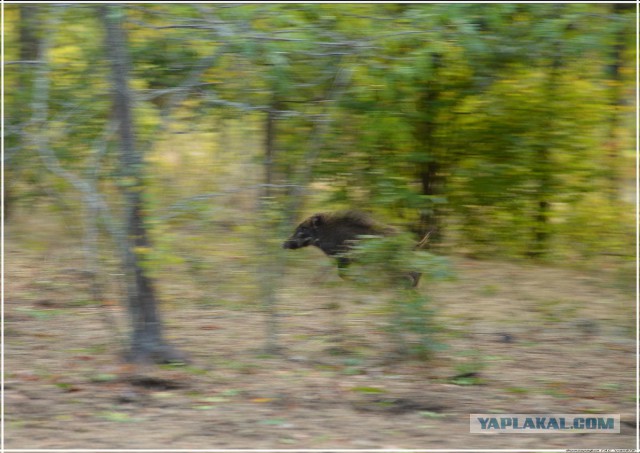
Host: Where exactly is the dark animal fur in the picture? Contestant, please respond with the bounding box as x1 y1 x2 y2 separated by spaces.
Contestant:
283 210 421 287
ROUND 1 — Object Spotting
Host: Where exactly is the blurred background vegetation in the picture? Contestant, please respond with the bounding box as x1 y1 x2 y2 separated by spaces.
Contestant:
5 3 636 358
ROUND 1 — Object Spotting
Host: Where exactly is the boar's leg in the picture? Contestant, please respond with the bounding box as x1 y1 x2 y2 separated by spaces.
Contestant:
336 256 351 280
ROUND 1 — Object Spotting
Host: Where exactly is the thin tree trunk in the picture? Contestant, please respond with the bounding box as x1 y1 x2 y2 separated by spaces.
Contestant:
529 43 561 259
417 160 441 242
101 5 187 364
263 96 280 199
259 66 351 353
259 95 281 354
7 5 41 221
414 54 443 242
27 8 123 343
285 62 352 219
17 5 39 99
605 3 632 202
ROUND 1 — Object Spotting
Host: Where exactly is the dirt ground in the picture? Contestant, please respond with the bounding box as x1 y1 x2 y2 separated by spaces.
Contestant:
5 222 636 450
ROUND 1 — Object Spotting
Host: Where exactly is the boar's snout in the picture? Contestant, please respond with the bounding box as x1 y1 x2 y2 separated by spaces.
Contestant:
282 239 299 249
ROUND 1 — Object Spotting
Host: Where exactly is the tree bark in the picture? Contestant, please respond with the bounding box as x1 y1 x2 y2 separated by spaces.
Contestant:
414 53 443 243
6 5 41 221
528 40 561 259
263 96 280 199
605 3 632 202
101 5 187 364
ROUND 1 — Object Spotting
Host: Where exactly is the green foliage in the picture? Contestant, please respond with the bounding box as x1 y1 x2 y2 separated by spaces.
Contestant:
391 290 444 359
6 4 634 357
344 233 451 286
8 3 633 264
344 233 415 287
341 234 450 358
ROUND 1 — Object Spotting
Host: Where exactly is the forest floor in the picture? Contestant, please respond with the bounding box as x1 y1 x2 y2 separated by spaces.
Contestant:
5 218 636 450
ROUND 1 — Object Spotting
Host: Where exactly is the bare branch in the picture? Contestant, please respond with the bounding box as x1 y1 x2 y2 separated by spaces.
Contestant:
160 46 229 120
28 11 121 242
4 60 43 65
27 7 124 342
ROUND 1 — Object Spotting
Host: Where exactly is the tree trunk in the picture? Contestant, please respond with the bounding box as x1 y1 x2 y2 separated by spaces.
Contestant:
101 5 187 364
417 160 441 242
528 43 561 259
18 5 39 68
263 96 280 199
259 95 281 354
414 54 443 242
6 5 41 222
605 3 632 202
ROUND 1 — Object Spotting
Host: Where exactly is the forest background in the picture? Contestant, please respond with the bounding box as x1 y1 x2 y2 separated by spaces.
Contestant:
5 3 637 450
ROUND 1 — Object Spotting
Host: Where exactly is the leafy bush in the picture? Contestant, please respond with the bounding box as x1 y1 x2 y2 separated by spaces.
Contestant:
343 233 452 358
